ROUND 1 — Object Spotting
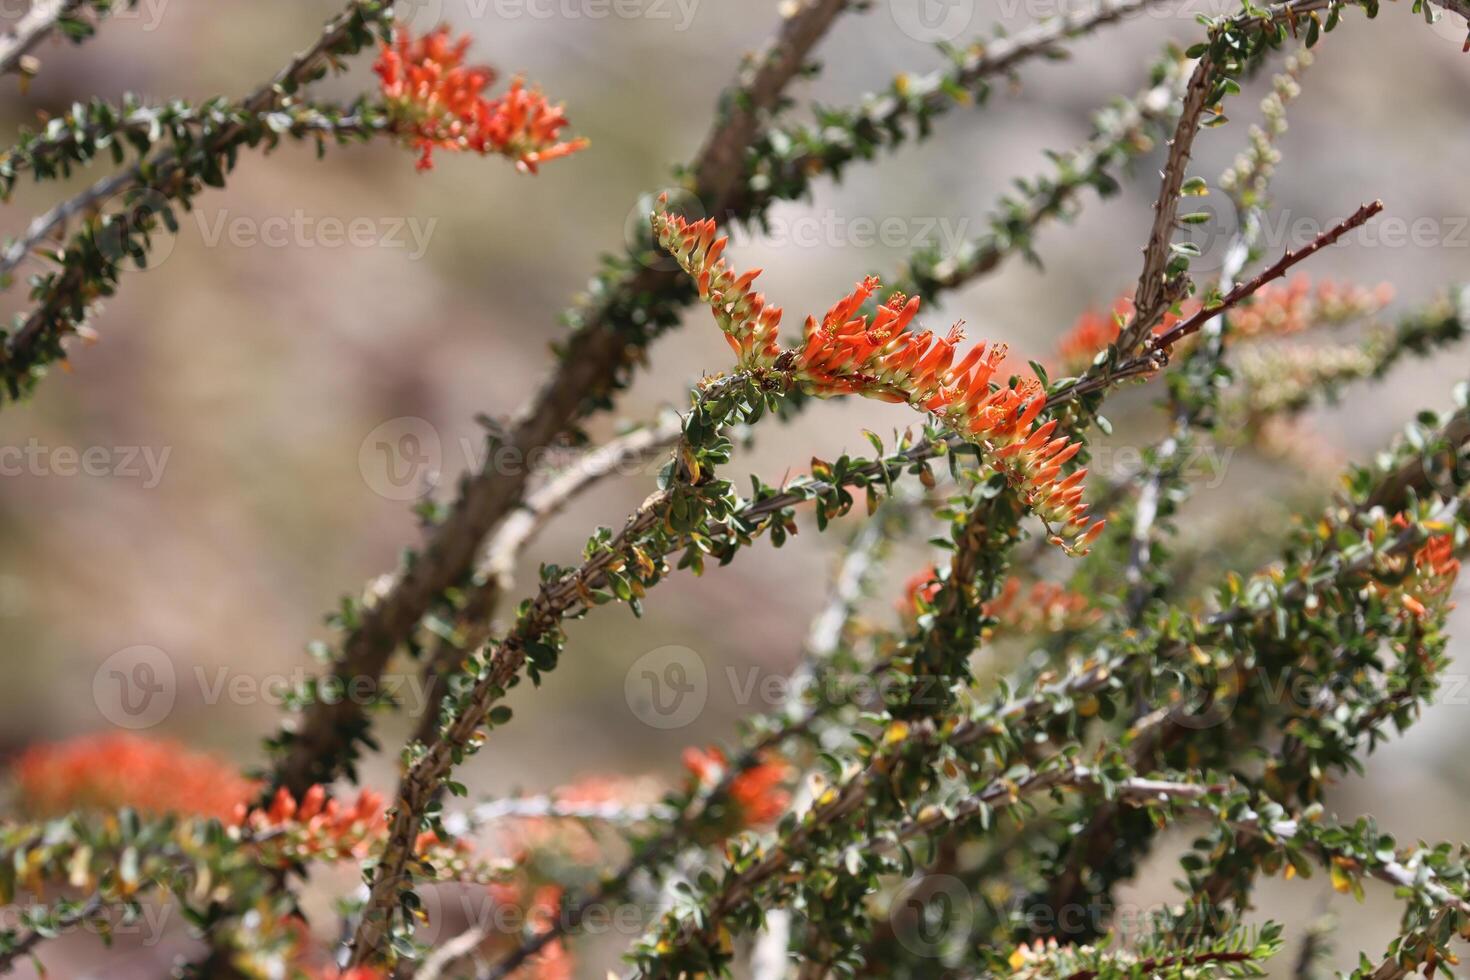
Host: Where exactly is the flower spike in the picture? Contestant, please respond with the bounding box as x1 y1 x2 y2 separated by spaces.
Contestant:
653 205 783 368
375 26 588 173
654 207 1104 550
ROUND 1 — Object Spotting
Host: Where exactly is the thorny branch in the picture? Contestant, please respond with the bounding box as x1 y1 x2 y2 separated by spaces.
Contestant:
270 0 861 798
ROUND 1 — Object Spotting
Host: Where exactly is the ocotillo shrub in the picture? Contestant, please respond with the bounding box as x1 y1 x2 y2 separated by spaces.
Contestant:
2 1 1470 978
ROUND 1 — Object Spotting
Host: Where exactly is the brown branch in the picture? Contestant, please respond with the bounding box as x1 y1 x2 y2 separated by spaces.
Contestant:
2 0 383 358
1116 56 1217 355
351 370 789 964
732 0 1172 215
1105 0 1460 362
461 536 920 980
1055 200 1385 405
633 474 1468 968
0 168 132 276
692 0 851 198
347 480 684 964
473 516 899 980
1272 0 1470 28
271 0 857 799
1152 199 1385 354
409 416 682 749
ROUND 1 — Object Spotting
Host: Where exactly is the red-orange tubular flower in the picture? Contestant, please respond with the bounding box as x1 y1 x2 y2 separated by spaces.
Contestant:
312 968 387 980
1054 294 1201 375
652 209 784 367
375 26 588 173
11 733 259 820
902 566 944 615
1054 277 1394 374
233 785 388 864
654 207 1103 550
1228 275 1394 338
683 747 791 831
903 566 1097 634
1391 517 1462 619
983 576 1098 634
484 882 574 980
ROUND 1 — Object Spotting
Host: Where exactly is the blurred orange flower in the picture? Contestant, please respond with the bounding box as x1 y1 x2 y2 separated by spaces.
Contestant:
11 732 258 820
683 746 791 830
233 784 387 863
1054 277 1393 374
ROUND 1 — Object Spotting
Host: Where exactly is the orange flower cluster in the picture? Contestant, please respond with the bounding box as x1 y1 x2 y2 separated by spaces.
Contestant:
375 27 588 173
234 785 387 864
652 209 783 367
1054 296 1133 374
1401 526 1462 619
903 568 1097 634
1054 277 1393 374
1229 276 1394 338
795 276 927 399
903 566 943 613
654 208 1103 550
483 881 573 980
682 747 791 831
984 577 1099 634
792 279 1104 548
311 968 385 980
1053 295 1201 374
11 733 258 820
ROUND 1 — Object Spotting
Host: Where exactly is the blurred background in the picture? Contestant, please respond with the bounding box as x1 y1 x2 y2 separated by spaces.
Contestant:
0 0 1468 975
